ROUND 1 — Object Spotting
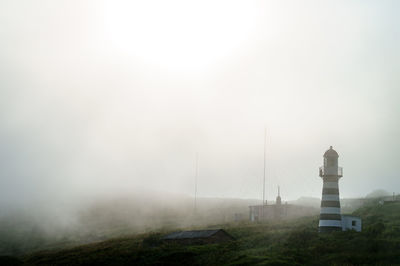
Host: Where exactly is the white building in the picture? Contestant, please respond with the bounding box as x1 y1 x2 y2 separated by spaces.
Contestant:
341 215 362 232
249 188 318 221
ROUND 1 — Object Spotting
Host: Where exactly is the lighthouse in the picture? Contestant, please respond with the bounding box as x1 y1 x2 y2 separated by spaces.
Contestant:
318 146 343 232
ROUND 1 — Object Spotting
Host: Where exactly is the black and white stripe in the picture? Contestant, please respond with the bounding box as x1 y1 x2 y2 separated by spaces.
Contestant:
319 178 342 232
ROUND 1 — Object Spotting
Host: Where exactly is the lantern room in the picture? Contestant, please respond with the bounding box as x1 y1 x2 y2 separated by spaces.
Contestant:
319 146 343 178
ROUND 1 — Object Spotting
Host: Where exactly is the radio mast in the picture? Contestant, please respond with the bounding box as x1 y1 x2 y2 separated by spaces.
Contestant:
194 152 199 213
263 128 267 205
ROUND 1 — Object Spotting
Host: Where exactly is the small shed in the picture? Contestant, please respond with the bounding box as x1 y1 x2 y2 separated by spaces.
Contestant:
341 215 362 232
161 229 235 245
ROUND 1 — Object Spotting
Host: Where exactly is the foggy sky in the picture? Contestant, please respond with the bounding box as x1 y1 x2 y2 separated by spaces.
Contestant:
0 0 399 211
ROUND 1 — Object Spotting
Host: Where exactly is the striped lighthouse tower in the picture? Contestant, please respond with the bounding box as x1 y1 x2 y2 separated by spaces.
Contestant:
318 146 343 232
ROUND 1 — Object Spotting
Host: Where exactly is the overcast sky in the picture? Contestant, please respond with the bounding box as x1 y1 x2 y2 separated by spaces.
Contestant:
0 0 399 209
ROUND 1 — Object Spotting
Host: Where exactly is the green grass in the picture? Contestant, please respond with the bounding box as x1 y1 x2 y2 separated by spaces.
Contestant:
4 202 400 265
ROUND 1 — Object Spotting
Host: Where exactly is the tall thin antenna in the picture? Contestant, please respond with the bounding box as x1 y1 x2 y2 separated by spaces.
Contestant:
263 128 267 205
194 152 199 213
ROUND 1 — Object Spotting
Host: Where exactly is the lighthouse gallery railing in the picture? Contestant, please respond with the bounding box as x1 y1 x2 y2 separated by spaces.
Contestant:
319 166 343 177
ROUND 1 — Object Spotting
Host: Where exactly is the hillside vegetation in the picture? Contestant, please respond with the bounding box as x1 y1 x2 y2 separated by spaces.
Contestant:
0 196 259 257
1 201 398 265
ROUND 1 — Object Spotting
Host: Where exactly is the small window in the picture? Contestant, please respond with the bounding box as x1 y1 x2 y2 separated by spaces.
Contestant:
352 220 356 226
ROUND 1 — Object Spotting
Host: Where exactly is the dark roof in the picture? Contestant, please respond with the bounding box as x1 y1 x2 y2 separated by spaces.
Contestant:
324 146 339 157
162 229 231 240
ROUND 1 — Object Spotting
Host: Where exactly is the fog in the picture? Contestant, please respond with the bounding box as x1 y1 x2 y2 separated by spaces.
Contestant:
0 0 399 245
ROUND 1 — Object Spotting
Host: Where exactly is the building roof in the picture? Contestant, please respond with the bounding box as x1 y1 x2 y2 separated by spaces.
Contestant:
162 229 232 240
324 146 339 158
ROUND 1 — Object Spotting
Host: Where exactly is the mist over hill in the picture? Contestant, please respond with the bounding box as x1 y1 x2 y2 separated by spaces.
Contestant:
1 188 387 257
1 201 398 265
0 191 262 256
0 1 399 264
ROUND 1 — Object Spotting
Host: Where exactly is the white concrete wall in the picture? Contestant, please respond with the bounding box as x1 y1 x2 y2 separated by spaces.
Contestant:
319 220 342 227
341 216 362 232
322 195 340 201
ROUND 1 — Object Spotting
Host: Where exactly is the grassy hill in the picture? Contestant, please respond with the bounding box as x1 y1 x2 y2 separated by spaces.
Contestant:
0 196 260 257
2 201 400 265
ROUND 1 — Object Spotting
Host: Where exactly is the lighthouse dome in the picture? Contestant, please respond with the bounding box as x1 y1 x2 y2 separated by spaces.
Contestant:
324 146 339 157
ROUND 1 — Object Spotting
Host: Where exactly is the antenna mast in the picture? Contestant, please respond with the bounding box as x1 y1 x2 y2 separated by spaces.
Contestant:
263 128 267 205
194 152 199 213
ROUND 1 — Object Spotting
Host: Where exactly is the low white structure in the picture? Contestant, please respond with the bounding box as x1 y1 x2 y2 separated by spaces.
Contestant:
341 215 362 232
